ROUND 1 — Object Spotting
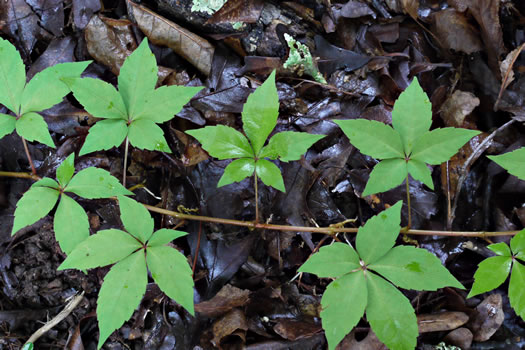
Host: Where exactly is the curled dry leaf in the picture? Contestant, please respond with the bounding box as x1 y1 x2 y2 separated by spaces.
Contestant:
432 9 483 54
440 90 480 128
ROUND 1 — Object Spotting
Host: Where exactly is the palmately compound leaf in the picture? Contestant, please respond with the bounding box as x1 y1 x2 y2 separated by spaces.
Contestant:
298 242 360 278
391 77 432 154
79 119 128 156
97 251 147 349
321 272 367 350
259 131 325 161
54 195 90 255
363 158 407 197
217 158 255 187
12 186 60 235
356 201 402 264
242 70 279 154
369 245 464 291
334 119 404 159
366 272 418 350
118 196 154 243
406 159 433 190
0 37 26 114
511 229 525 262
410 128 480 165
0 113 16 139
488 147 525 181
147 229 188 247
509 261 525 320
146 245 195 315
56 153 76 188
15 112 55 148
127 119 171 153
255 159 285 192
65 167 133 199
467 256 512 298
58 229 142 271
186 125 253 160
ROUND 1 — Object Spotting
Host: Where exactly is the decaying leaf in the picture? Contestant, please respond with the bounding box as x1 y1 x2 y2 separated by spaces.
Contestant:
432 9 483 54
440 90 480 128
206 0 264 24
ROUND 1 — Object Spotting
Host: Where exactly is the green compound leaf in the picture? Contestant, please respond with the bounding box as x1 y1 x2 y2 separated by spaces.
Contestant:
20 61 91 114
335 119 404 159
259 131 325 161
147 245 194 315
79 119 128 156
134 85 204 123
0 113 16 139
0 37 25 114
147 229 188 247
488 147 525 181
511 229 525 262
57 229 142 271
321 272 367 350
65 167 133 199
410 128 480 165
366 272 418 350
298 242 360 278
32 177 60 189
118 196 154 243
16 112 55 148
488 242 512 257
392 77 432 154
118 38 157 118
217 158 255 187
362 159 407 197
467 256 512 298
242 70 279 154
356 201 402 265
407 159 434 190
54 195 90 255
97 251 147 349
128 119 171 153
65 77 128 120
56 153 75 187
509 261 525 320
186 125 253 160
255 158 285 192
12 186 59 235
369 245 464 291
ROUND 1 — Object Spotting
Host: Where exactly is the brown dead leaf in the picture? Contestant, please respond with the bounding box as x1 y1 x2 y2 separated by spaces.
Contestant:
440 90 480 127
195 284 250 318
128 0 215 76
401 0 419 19
432 9 483 54
417 311 469 333
212 308 249 349
335 329 384 350
468 293 504 342
273 319 322 341
207 0 264 24
443 327 473 349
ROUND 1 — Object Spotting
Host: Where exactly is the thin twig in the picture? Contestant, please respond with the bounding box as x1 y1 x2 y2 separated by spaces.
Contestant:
0 171 40 181
21 137 36 175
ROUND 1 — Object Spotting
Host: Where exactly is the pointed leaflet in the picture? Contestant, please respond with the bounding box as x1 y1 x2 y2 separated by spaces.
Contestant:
54 195 90 255
16 112 55 148
407 159 434 189
298 242 360 278
97 251 147 349
488 242 512 256
259 131 325 161
0 37 25 113
242 70 279 154
410 128 480 165
467 256 512 298
20 61 91 114
65 77 128 120
369 246 464 290
58 229 142 271
128 119 171 152
12 187 59 235
321 272 367 350
186 125 253 159
65 167 133 199
134 85 204 123
118 196 154 243
356 201 402 264
362 159 407 196
366 272 418 350
118 38 158 118
79 119 128 156
218 158 255 187
0 114 16 139
56 153 75 188
335 119 404 159
147 246 194 315
509 261 525 320
511 229 525 261
488 147 525 181
392 77 432 154
33 177 59 189
147 229 188 247
255 159 285 192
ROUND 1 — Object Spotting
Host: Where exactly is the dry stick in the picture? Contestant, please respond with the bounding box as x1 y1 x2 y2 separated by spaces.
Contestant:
123 136 130 187
0 171 40 181
21 137 36 175
24 292 85 345
449 119 516 228
494 42 525 111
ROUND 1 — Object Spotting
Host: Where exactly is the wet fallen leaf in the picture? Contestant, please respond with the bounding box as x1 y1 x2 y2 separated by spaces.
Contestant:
207 0 264 24
73 0 101 29
314 35 372 76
